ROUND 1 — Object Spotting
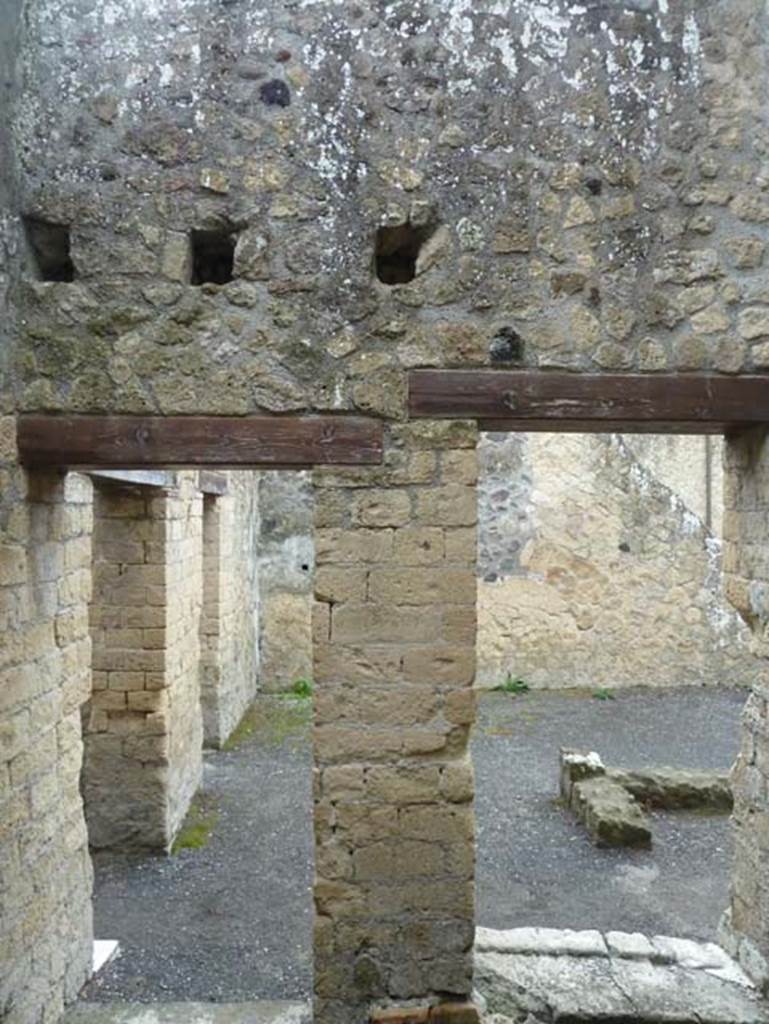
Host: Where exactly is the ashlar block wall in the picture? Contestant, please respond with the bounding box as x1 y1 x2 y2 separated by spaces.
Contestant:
312 422 478 1024
200 472 261 748
722 427 769 986
0 418 93 1024
84 472 203 851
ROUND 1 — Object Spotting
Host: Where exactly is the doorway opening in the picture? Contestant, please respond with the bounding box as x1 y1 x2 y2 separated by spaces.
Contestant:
75 468 315 1008
471 429 760 1018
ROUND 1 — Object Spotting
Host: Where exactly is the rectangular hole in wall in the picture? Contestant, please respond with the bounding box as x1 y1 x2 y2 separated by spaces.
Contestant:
23 216 75 281
191 229 235 285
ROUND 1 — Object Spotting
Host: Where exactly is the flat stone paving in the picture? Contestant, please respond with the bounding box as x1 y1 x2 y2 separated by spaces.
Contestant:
78 687 746 1006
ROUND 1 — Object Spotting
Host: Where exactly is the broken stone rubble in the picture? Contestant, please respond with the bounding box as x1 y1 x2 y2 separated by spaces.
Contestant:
560 749 732 848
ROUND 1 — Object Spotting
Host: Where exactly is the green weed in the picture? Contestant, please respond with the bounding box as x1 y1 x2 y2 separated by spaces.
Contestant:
592 688 616 701
496 674 530 695
171 794 218 854
290 678 313 699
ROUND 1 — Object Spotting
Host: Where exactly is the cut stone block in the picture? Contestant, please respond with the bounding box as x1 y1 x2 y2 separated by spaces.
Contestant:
652 935 731 970
605 931 656 960
571 776 652 848
559 748 605 803
475 926 608 958
609 767 733 811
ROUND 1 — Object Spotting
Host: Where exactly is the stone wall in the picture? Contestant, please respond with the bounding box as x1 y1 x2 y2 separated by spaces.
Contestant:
163 475 204 843
313 421 477 1024
5 0 769 1020
0 426 93 1024
477 432 756 690
721 429 769 985
256 472 314 693
84 472 203 851
200 472 261 747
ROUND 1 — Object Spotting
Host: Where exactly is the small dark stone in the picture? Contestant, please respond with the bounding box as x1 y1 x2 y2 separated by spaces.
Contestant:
585 177 603 195
588 286 601 307
236 62 266 81
98 162 119 181
489 326 524 364
275 49 292 63
259 79 291 107
618 542 631 553
551 271 586 296
353 954 382 995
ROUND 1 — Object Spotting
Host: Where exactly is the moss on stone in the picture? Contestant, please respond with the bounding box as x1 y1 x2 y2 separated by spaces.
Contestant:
171 794 219 855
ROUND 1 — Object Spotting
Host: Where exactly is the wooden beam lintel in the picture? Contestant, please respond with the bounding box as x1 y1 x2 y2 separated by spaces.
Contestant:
410 370 769 433
17 414 384 470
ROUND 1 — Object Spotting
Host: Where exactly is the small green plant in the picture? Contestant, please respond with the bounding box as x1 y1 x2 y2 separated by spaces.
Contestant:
290 678 313 699
592 687 616 701
496 674 529 695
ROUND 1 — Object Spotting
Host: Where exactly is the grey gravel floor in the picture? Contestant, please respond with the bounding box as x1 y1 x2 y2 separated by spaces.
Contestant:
80 686 746 1005
81 697 314 1004
475 686 746 940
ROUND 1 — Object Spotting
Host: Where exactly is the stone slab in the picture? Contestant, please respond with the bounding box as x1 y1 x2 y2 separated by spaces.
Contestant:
476 950 769 1023
571 776 652 848
609 767 733 811
60 1003 311 1024
475 926 608 957
605 931 656 961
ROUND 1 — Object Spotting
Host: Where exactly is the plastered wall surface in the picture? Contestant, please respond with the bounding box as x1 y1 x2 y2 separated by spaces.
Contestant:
3 0 769 1020
477 432 756 690
8 1 769 420
626 434 724 536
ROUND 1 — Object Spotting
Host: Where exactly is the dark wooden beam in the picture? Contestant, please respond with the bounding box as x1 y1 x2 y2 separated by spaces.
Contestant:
409 371 769 434
18 415 384 469
198 471 229 496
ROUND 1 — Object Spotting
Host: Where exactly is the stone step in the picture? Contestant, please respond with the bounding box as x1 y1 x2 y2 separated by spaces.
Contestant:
476 928 768 1024
60 1002 310 1024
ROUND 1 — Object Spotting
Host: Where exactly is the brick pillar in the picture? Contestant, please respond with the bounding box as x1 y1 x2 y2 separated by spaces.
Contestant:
85 473 202 851
721 426 769 986
312 421 478 1024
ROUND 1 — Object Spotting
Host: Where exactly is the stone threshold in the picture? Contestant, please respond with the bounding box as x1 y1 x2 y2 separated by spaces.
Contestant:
475 927 767 1023
60 1002 311 1024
